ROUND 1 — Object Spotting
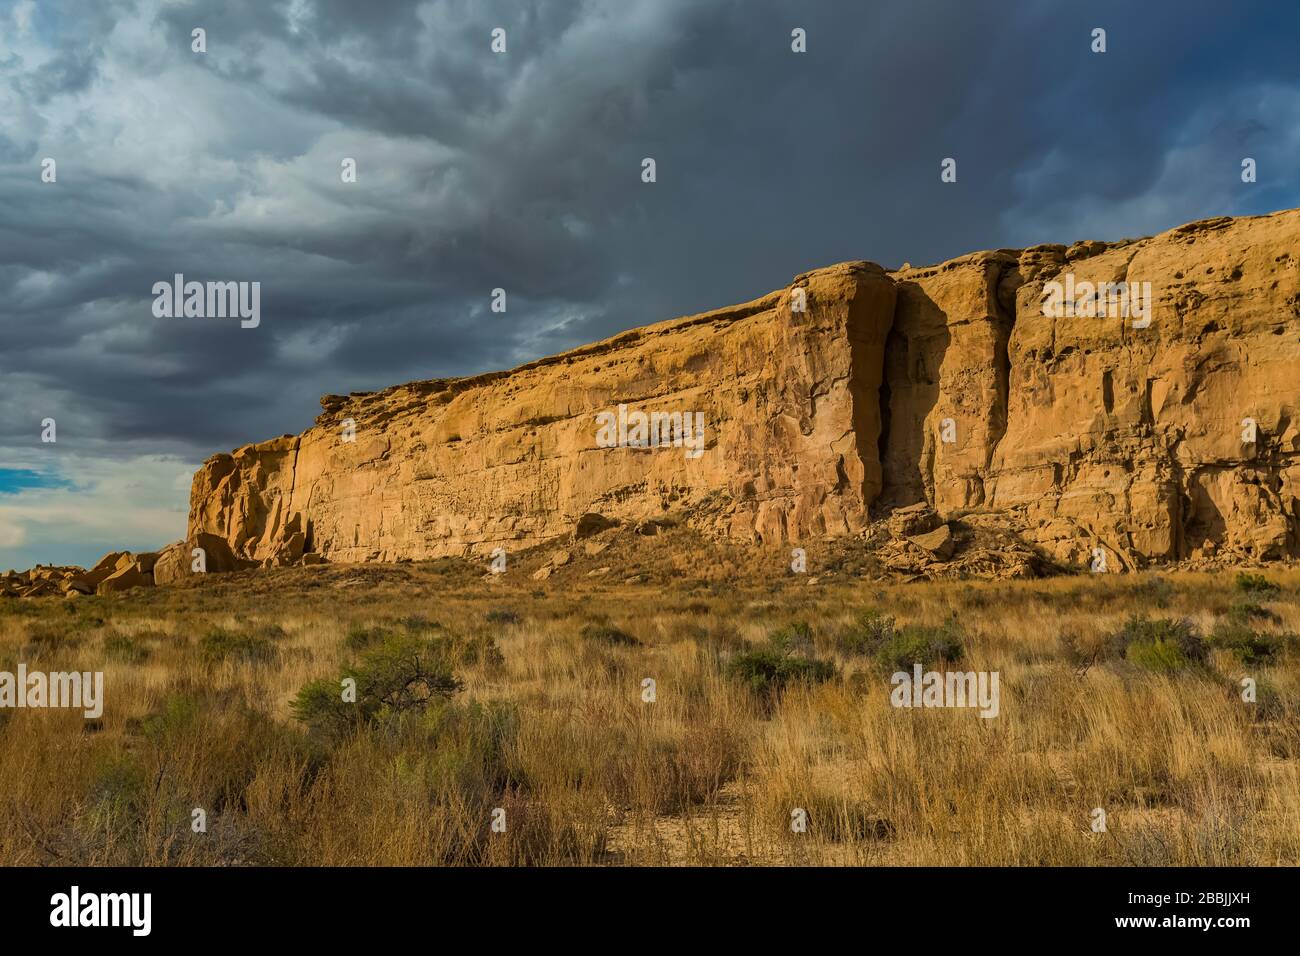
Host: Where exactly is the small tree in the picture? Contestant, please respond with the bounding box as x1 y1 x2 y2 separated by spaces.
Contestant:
292 633 462 741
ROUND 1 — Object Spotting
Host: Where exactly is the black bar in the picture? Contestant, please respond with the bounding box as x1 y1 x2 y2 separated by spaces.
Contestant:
0 866 1289 942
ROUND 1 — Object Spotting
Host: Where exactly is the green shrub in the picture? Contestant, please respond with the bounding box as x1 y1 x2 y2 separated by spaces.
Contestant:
1126 638 1194 672
342 623 396 653
397 615 443 635
579 622 639 646
836 608 898 656
873 617 965 672
103 631 150 664
833 610 964 671
1227 601 1281 625
290 677 361 741
292 632 463 741
438 631 505 670
349 633 463 712
726 629 836 701
1236 572 1280 596
129 691 205 743
199 626 278 665
1208 620 1287 665
23 621 82 652
1133 575 1175 609
1108 616 1207 671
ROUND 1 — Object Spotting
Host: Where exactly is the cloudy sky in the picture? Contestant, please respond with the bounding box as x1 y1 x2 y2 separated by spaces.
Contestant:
2 0 1298 570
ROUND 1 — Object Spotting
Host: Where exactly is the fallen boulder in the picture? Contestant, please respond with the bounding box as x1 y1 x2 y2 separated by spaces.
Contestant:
574 513 618 541
152 533 245 586
908 523 955 561
96 565 154 595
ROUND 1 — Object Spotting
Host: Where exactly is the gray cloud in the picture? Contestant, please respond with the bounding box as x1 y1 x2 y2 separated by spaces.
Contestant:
2 0 1298 567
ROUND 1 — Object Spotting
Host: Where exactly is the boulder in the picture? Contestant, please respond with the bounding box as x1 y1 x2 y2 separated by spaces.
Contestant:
574 513 618 541
908 524 955 561
62 575 95 595
96 565 154 595
889 504 942 538
90 551 128 573
152 533 244 586
151 542 188 586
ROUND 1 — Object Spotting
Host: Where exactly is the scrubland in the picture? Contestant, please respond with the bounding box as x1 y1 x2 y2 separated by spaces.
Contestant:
1 531 1297 866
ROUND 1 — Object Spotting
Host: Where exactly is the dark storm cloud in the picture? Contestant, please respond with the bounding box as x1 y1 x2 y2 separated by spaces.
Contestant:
1 0 1298 567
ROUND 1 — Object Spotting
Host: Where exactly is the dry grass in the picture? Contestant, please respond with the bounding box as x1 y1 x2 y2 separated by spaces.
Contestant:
1 543 1297 866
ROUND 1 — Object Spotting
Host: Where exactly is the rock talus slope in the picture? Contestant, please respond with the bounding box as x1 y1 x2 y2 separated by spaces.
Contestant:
184 209 1300 572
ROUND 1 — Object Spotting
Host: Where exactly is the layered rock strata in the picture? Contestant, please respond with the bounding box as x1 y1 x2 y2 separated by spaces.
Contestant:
171 208 1300 573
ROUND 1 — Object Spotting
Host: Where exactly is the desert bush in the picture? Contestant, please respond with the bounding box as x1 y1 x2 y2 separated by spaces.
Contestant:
129 691 205 742
341 623 395 653
485 608 521 626
397 615 443 634
103 631 150 664
1133 575 1175 609
726 627 836 701
23 620 83 652
1236 572 1280 596
1108 616 1207 671
438 631 505 670
836 608 898 655
1226 600 1281 624
767 620 816 657
1208 619 1291 665
834 610 963 671
579 622 639 646
199 627 279 665
872 617 964 672
292 633 463 741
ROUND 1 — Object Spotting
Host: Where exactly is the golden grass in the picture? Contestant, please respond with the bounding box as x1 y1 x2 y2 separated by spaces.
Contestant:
1 548 1297 866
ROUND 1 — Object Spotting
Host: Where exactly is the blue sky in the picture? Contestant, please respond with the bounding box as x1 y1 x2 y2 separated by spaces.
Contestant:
2 0 1298 569
0 468 72 495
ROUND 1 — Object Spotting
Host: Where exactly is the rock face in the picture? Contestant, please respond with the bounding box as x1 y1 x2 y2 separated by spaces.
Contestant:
880 211 1300 568
181 208 1300 572
187 261 898 563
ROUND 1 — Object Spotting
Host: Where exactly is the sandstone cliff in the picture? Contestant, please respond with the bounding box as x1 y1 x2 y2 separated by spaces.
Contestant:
183 208 1300 573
